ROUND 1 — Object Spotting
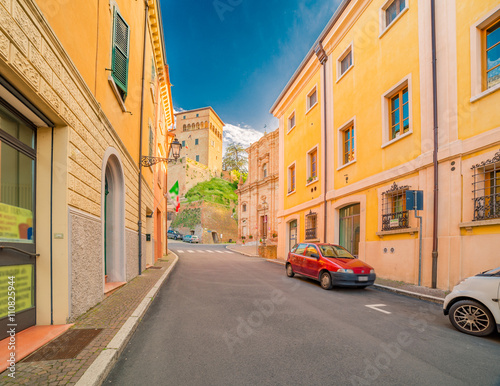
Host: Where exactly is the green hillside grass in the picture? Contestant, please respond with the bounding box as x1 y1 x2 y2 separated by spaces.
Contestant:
185 178 238 207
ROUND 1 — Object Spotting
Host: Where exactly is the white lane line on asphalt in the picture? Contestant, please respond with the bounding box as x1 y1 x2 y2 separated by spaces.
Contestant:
176 250 184 253
365 304 391 314
187 250 195 253
205 250 215 253
215 251 224 254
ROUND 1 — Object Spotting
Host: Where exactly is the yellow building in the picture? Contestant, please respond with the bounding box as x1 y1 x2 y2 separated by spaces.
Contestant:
271 0 500 290
0 0 173 338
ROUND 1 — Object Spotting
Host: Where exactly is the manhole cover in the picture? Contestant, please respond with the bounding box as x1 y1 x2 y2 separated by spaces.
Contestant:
24 328 102 362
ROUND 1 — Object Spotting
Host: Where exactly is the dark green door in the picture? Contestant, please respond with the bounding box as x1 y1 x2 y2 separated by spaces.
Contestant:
339 204 360 256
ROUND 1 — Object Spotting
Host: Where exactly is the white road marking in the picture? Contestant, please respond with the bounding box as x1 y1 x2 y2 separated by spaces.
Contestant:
365 304 391 314
187 250 195 253
176 250 184 253
205 250 215 253
215 250 224 254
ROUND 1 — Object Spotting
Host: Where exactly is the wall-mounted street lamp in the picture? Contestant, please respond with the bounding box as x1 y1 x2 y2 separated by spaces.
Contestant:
141 137 183 167
138 136 182 276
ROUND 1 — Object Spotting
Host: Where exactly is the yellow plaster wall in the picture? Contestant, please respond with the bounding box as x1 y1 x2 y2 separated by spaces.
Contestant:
331 0 422 189
455 1 500 140
283 70 322 211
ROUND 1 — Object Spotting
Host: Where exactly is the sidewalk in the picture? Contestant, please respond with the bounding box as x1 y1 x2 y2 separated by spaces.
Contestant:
226 245 447 303
1 252 178 385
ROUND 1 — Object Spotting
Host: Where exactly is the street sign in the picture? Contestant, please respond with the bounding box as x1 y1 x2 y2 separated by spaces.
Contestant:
406 190 423 211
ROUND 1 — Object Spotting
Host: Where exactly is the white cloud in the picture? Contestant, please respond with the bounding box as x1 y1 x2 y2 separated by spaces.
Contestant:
223 124 264 153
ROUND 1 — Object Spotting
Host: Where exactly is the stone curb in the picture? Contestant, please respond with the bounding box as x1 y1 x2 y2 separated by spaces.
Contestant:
75 252 179 386
263 259 445 304
373 284 445 304
225 245 259 257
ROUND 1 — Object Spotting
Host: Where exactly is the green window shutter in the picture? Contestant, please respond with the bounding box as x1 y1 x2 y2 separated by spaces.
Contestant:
112 9 130 97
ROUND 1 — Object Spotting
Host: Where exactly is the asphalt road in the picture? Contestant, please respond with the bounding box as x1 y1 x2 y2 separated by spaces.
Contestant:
105 243 500 385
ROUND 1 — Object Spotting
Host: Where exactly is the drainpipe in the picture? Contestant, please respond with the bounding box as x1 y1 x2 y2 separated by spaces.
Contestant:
138 0 149 275
431 0 439 288
50 127 54 325
315 42 328 242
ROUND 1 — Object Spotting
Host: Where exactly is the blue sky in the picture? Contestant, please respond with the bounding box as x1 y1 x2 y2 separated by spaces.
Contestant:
161 0 341 148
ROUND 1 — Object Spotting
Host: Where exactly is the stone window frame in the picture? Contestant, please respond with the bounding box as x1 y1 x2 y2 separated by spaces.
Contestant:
379 0 409 38
306 84 318 114
336 42 354 82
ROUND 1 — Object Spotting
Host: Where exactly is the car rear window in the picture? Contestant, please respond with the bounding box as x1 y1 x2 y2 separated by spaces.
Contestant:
319 245 355 259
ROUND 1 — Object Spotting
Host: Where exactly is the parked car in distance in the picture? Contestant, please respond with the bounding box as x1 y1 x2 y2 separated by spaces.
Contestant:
182 235 192 243
286 243 376 290
443 266 500 337
167 230 183 240
190 235 199 244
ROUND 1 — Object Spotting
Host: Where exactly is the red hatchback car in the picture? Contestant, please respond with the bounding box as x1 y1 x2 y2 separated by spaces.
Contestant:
286 243 376 290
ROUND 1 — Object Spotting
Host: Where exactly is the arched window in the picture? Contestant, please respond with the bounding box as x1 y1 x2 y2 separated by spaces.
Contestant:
262 163 268 178
196 122 200 129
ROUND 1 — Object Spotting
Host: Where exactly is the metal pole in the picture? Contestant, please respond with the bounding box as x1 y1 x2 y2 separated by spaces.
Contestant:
414 191 423 286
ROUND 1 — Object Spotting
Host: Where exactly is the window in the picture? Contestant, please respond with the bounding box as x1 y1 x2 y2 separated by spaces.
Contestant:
288 112 296 132
183 115 186 119
288 164 296 193
338 46 353 80
182 140 185 147
148 125 154 157
294 243 307 255
307 87 317 111
305 245 319 257
385 0 406 28
196 155 200 162
485 20 500 90
472 151 500 221
242 204 247 212
195 138 199 145
305 213 317 240
307 148 318 182
381 183 410 231
389 86 409 140
343 125 355 165
111 8 130 99
263 163 268 178
196 113 199 117
211 140 215 147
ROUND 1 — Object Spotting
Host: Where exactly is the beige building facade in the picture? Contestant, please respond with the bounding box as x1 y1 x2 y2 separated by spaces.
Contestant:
237 129 279 243
0 0 173 338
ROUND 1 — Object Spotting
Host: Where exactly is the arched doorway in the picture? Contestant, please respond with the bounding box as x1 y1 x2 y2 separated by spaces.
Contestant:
102 150 126 285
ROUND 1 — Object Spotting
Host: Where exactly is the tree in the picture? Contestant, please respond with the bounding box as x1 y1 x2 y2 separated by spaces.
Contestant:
222 142 247 173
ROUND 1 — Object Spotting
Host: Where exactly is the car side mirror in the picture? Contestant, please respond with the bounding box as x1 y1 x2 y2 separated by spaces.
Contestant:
311 253 319 258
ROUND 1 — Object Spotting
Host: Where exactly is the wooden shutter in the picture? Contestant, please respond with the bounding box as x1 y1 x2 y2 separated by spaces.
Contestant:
112 9 129 96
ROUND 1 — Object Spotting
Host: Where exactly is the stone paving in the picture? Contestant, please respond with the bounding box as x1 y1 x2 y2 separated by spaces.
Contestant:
0 255 175 385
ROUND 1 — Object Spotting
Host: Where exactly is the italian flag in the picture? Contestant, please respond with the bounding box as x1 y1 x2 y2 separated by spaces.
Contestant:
169 181 180 213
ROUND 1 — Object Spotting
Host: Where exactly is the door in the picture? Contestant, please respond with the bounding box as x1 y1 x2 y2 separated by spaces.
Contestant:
289 220 297 252
303 245 321 277
339 204 360 256
0 103 37 340
290 243 307 274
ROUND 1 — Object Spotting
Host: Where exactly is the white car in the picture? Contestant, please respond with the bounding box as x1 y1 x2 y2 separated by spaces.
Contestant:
443 266 500 336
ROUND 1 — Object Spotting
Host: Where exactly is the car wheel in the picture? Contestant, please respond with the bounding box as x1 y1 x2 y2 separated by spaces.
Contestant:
449 300 496 336
286 264 295 277
320 271 332 290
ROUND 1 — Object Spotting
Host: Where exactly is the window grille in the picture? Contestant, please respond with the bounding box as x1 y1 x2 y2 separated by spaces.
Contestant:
472 150 500 221
305 211 317 240
382 182 410 231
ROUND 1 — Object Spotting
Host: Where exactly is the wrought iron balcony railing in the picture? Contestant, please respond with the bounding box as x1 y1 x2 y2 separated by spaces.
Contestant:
473 193 500 221
381 211 409 231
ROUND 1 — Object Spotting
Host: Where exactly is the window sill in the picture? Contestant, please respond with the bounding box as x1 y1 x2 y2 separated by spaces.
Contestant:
381 130 412 149
108 76 127 112
306 101 318 115
379 7 409 39
337 159 356 171
470 83 500 103
459 218 500 231
376 227 418 238
304 238 320 242
336 64 353 83
287 190 296 197
306 178 318 186
287 125 296 134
